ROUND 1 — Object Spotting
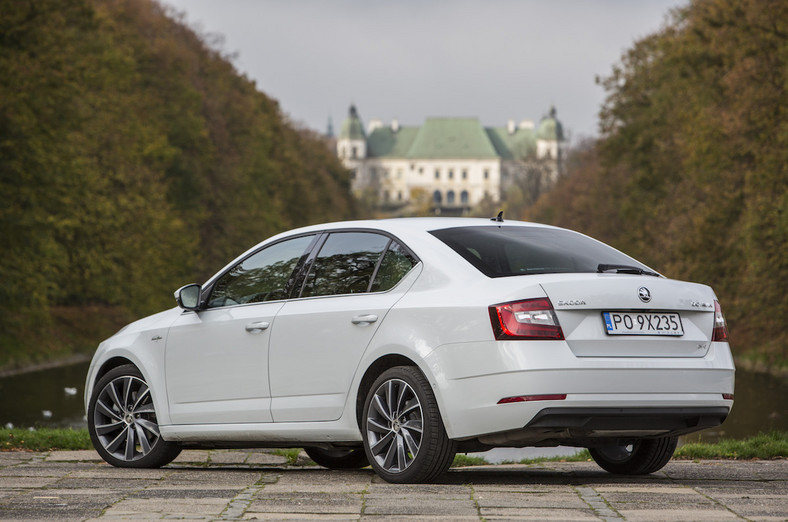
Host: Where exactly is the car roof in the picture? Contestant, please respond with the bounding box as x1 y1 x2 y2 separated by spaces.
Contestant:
274 217 556 237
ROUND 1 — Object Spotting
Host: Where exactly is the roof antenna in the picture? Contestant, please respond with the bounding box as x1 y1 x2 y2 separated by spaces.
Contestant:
490 211 504 223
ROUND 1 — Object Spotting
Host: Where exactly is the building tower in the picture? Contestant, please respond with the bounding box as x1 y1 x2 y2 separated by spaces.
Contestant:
337 105 366 164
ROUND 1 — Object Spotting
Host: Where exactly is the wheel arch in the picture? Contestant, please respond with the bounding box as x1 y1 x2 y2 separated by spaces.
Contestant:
355 353 417 429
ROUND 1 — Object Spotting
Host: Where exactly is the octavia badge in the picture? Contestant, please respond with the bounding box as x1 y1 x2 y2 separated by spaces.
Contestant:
638 287 651 303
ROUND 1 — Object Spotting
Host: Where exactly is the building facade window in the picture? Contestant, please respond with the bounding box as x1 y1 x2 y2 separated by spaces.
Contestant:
352 146 357 158
461 190 469 204
433 190 442 204
434 169 440 179
462 170 468 179
483 169 489 179
448 169 454 179
447 190 455 205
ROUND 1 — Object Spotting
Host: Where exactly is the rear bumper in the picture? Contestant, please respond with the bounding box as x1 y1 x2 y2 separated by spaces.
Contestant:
424 339 735 442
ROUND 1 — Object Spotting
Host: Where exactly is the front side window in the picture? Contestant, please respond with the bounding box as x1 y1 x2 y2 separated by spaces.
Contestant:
430 226 650 277
301 232 390 297
208 235 314 308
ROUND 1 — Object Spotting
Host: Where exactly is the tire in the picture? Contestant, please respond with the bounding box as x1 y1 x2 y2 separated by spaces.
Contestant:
304 447 369 469
88 364 181 468
361 366 455 483
589 436 678 475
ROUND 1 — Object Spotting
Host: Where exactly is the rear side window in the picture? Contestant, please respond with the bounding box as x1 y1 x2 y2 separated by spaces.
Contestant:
300 232 418 297
430 226 649 277
301 232 390 297
371 242 417 292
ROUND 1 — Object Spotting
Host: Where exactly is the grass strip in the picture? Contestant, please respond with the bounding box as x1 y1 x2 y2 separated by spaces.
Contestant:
1 428 92 451
674 431 788 460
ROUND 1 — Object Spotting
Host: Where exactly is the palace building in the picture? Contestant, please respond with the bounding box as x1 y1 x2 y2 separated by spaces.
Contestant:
336 104 564 213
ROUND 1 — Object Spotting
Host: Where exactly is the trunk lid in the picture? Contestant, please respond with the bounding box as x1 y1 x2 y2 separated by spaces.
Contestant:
540 274 716 358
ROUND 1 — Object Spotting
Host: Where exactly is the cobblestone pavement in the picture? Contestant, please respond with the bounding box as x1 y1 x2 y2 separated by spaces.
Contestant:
0 449 786 520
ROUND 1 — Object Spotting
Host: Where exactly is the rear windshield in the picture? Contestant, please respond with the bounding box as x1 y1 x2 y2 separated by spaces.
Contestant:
430 226 649 277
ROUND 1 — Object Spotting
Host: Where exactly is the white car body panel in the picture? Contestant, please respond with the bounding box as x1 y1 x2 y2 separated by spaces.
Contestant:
165 301 285 424
86 217 735 450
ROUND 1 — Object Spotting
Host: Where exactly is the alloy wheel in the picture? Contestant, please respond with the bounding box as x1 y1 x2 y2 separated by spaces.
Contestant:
365 378 423 473
92 375 161 462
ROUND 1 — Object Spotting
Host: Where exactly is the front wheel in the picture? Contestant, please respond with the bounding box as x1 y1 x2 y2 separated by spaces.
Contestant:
362 366 455 483
88 364 181 468
589 436 677 475
304 447 369 469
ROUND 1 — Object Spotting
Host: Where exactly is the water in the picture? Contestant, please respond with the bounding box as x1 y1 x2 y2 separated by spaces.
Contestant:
0 361 91 429
1 362 785 459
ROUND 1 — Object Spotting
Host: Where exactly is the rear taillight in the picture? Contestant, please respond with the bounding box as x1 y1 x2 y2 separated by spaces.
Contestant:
489 297 564 340
712 300 729 342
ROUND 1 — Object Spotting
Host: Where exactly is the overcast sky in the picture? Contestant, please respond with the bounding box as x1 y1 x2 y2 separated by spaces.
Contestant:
160 0 683 141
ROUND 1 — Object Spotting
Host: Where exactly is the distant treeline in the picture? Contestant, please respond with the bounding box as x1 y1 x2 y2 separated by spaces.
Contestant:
526 0 788 366
0 0 356 366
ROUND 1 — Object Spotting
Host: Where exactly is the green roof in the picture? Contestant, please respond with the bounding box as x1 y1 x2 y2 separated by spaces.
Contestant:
406 118 499 159
362 116 552 160
485 127 536 160
367 127 419 157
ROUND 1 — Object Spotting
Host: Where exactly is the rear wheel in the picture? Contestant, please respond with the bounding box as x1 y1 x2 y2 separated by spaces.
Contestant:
589 436 677 475
304 447 368 469
362 366 455 483
88 364 181 468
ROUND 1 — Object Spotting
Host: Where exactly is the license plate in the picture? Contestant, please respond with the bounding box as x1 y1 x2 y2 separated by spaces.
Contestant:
602 312 684 336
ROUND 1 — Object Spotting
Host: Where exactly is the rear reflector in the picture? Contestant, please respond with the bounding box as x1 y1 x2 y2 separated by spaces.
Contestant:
498 394 567 404
489 297 564 340
722 393 734 401
712 300 729 342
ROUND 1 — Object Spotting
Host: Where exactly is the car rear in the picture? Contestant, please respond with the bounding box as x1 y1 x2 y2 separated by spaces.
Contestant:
416 222 734 449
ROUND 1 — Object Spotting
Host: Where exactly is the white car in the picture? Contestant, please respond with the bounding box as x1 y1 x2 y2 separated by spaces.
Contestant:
85 217 734 483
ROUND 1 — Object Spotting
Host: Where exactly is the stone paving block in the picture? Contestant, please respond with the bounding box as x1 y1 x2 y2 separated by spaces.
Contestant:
246 491 363 514
662 460 763 480
245 452 289 466
102 497 228 518
158 469 262 487
69 467 170 480
593 485 696 494
0 453 36 466
474 490 587 509
481 506 599 520
46 450 102 462
0 476 61 488
363 495 477 517
242 514 359 520
261 469 372 494
171 450 212 464
130 488 242 499
49 477 155 490
207 450 251 465
616 508 741 520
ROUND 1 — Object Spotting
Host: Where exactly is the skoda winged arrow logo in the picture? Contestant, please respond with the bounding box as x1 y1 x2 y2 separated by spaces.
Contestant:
638 287 652 303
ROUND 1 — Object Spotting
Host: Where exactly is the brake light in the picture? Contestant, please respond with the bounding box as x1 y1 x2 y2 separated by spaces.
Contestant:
489 297 564 340
712 300 729 342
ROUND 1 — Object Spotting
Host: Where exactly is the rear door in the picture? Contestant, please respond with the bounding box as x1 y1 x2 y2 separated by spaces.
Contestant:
268 231 419 422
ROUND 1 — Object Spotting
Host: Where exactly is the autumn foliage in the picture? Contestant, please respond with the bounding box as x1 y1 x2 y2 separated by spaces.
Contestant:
528 0 788 365
0 0 356 366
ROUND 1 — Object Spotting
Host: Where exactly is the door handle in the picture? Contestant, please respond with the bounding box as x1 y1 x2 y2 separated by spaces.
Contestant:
351 314 378 325
245 321 270 333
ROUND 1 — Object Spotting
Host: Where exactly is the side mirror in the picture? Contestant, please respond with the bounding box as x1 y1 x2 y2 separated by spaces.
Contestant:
174 284 202 311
